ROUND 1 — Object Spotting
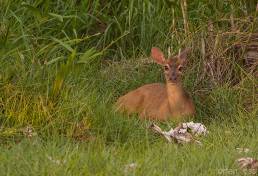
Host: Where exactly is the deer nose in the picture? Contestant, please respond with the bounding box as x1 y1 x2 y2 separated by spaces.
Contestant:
170 76 177 82
170 74 177 81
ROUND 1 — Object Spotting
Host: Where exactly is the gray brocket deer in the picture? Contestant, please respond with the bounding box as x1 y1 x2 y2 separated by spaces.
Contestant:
115 47 195 121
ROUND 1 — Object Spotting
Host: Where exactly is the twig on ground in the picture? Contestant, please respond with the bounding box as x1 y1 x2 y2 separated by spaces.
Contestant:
237 157 258 175
149 122 207 145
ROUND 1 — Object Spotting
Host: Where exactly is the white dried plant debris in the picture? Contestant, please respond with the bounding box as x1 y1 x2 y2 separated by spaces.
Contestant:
170 124 195 144
237 157 258 174
150 123 204 145
150 123 172 142
124 162 137 174
171 129 194 144
46 155 67 166
22 126 37 138
236 147 250 153
181 121 208 136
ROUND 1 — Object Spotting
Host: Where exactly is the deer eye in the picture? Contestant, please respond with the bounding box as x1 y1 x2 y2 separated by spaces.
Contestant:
178 66 183 72
164 65 169 71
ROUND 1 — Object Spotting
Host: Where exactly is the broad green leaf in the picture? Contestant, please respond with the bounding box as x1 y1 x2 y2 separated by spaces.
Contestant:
51 50 76 97
45 56 64 65
48 12 63 22
51 37 73 52
21 2 42 19
77 48 103 64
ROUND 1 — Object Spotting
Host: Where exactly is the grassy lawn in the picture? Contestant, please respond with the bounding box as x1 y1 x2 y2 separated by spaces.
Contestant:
1 118 258 175
0 0 257 175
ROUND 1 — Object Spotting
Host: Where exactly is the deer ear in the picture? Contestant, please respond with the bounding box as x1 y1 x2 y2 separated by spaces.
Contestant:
151 47 165 65
178 48 191 64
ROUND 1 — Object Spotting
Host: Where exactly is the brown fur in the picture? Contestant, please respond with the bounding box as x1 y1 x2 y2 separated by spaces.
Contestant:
115 47 195 121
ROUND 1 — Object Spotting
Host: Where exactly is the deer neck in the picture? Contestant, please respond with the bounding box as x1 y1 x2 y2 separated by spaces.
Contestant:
166 83 186 105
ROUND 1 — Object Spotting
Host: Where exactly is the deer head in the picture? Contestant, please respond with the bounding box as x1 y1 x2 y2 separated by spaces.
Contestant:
151 47 190 84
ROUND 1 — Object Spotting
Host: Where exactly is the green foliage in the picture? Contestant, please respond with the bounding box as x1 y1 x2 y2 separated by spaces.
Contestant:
51 50 76 98
0 0 257 175
77 48 103 64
